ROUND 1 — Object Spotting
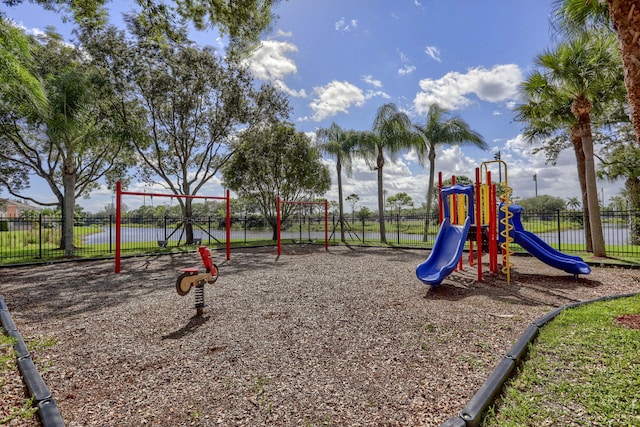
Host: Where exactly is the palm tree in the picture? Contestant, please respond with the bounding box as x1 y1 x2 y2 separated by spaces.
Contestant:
316 122 354 243
356 103 414 244
515 71 595 251
529 32 622 257
566 196 581 210
553 0 640 145
412 103 486 241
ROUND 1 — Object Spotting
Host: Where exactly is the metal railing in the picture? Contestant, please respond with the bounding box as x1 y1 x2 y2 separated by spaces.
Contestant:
1 209 639 264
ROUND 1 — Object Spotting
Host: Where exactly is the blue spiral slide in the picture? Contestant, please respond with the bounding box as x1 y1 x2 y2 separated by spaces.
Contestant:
416 216 471 287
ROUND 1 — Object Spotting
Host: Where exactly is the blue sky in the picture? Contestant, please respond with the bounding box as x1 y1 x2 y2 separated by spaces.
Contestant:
2 0 624 213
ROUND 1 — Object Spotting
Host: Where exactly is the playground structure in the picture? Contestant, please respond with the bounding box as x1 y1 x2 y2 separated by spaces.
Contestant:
176 246 219 316
276 197 329 256
416 161 590 288
114 181 231 273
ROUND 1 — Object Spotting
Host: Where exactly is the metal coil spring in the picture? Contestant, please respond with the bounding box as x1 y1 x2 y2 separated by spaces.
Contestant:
194 285 205 308
499 186 514 283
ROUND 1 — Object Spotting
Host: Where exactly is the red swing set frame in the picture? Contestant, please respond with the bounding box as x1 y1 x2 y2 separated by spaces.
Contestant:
276 197 329 256
114 181 231 273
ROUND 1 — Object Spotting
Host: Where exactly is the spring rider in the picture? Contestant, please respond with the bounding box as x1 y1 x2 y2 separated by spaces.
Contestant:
176 246 219 316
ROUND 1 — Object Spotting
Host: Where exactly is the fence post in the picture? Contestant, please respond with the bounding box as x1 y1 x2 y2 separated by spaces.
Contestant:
164 215 168 241
397 211 400 244
557 210 562 253
299 213 303 241
332 215 336 242
38 214 42 259
362 217 366 244
109 215 113 253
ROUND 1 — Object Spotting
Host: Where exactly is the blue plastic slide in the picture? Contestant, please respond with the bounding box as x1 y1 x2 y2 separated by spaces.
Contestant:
505 204 590 276
416 216 471 287
512 230 591 275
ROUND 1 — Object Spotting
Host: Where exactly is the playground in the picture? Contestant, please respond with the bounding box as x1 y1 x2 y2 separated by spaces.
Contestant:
2 245 640 426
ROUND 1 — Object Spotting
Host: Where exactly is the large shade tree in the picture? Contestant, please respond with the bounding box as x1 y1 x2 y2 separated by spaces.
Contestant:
0 18 46 112
412 103 486 241
3 0 284 55
0 27 136 255
553 0 640 144
222 122 331 240
0 18 45 193
83 16 289 244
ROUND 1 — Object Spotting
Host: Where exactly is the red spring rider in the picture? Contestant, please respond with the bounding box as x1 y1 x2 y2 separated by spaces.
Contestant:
176 246 219 316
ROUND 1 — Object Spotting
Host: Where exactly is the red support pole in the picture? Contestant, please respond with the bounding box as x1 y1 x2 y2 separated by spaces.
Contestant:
451 175 457 225
324 199 329 251
451 175 463 271
115 181 122 273
277 197 281 256
489 175 498 274
475 167 483 282
225 189 231 261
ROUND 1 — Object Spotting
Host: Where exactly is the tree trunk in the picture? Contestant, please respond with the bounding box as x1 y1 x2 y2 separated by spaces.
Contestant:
337 161 345 243
607 0 640 145
575 102 606 256
62 163 76 257
570 126 593 252
185 198 194 245
625 177 640 245
423 147 436 242
377 151 387 244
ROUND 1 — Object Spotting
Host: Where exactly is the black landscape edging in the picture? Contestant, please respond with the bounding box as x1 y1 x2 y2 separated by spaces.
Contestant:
0 295 65 427
441 291 640 427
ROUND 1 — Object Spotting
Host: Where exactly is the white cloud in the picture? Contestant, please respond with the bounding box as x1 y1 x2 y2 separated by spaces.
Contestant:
335 17 358 32
364 89 391 100
398 50 416 75
435 146 479 178
249 40 297 81
361 75 382 88
309 81 366 121
424 45 441 62
247 39 306 97
274 29 293 38
360 75 390 99
399 65 416 75
413 64 523 113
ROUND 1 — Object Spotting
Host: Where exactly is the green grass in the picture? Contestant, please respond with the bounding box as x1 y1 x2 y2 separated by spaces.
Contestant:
0 334 39 424
520 219 584 233
482 295 640 427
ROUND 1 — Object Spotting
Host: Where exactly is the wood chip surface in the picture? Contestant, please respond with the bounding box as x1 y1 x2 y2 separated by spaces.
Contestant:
1 246 638 426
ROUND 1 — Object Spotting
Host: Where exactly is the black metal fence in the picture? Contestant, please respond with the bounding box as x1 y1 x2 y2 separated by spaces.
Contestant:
1 209 639 264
